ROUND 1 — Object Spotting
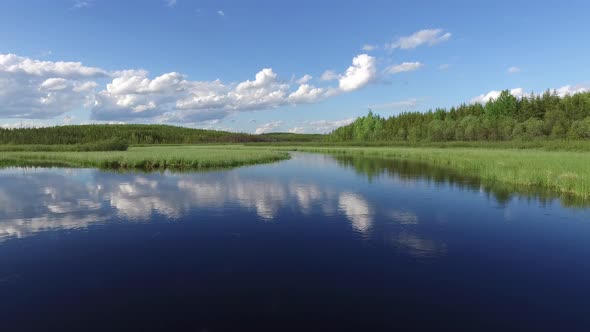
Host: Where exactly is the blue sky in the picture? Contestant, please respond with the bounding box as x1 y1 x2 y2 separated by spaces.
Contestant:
1 0 589 133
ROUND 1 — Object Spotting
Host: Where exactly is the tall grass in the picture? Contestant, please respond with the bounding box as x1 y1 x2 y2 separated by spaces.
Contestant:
0 145 289 170
288 146 590 199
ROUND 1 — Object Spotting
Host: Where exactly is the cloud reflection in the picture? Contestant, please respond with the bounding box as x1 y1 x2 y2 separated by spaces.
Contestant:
339 192 372 234
0 157 444 259
393 231 447 258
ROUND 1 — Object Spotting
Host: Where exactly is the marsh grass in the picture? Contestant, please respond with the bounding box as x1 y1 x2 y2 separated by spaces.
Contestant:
0 145 289 171
288 146 590 199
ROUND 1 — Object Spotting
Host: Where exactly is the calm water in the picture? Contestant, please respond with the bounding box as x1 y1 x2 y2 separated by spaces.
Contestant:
1 153 589 331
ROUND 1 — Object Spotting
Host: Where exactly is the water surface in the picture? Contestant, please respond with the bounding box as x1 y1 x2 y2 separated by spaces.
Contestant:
1 153 589 331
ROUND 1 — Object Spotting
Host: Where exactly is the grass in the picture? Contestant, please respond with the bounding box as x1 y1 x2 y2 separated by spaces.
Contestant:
249 139 590 151
285 146 590 199
0 145 290 171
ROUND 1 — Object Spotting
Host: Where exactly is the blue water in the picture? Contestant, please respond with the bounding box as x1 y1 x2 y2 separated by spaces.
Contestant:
0 153 589 331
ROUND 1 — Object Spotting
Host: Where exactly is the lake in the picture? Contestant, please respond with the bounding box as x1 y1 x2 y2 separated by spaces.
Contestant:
1 152 589 331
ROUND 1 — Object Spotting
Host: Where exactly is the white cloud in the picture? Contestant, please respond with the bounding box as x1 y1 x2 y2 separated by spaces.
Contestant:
470 88 525 104
0 53 107 77
73 81 98 92
339 54 377 92
295 74 312 84
217 10 225 17
288 127 305 134
508 66 521 74
165 0 177 7
362 44 378 52
0 53 379 122
387 29 451 50
555 85 589 97
40 78 69 91
288 118 355 134
320 70 339 81
288 84 327 104
386 62 423 74
471 85 590 104
93 53 377 122
370 98 419 110
92 67 292 121
439 63 451 70
1 121 48 129
0 54 104 118
255 121 283 134
231 68 290 108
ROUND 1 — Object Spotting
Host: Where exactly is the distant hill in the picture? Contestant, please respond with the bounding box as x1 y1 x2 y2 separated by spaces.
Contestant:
0 124 324 145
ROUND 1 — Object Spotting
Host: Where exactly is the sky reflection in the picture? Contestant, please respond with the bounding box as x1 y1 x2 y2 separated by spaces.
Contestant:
1 153 588 261
2 154 590 331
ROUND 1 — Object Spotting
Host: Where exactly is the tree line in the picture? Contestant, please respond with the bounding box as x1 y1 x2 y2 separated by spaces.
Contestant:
329 90 590 142
0 124 271 145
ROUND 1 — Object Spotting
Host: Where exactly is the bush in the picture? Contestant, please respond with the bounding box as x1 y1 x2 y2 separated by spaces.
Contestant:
568 117 590 139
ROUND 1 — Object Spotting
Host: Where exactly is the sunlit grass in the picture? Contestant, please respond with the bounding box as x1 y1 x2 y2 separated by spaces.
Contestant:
0 145 290 171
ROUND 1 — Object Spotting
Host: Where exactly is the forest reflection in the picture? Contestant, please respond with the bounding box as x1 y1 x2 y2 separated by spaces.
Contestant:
333 154 590 208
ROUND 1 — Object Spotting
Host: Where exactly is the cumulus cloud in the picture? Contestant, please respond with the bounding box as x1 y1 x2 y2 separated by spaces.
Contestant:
387 29 451 50
470 85 590 105
0 53 380 122
40 78 69 91
255 121 283 134
508 66 521 74
295 74 312 84
92 54 376 122
470 88 525 104
555 85 589 97
386 62 423 74
338 54 377 92
217 10 225 17
91 67 293 121
320 70 339 81
288 118 355 134
1 121 48 129
362 44 378 52
288 84 328 104
0 53 107 77
0 54 105 118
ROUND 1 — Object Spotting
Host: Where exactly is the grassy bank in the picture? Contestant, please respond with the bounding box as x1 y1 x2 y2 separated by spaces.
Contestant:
286 146 590 199
0 145 289 171
249 139 590 151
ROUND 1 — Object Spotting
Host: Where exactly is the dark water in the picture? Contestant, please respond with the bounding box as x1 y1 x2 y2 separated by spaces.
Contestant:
1 153 589 331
